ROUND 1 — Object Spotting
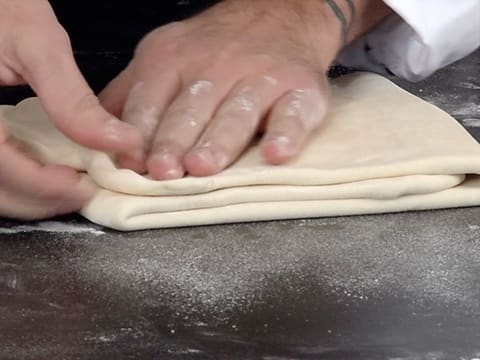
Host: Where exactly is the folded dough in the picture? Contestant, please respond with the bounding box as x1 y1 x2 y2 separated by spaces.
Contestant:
2 73 480 230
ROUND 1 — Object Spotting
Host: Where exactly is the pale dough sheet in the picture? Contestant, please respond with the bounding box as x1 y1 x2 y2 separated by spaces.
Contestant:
2 73 480 230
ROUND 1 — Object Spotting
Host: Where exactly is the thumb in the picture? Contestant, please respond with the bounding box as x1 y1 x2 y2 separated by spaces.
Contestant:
16 30 141 153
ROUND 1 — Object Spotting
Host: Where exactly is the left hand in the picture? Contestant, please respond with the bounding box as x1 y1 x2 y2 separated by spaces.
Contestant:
100 0 343 179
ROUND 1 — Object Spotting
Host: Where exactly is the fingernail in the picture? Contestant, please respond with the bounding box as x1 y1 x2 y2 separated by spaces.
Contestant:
150 151 185 180
262 135 294 163
271 135 292 154
193 146 228 169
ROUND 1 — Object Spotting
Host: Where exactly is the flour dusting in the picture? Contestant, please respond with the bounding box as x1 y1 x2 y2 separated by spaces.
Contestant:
0 221 105 236
462 118 480 128
67 208 480 333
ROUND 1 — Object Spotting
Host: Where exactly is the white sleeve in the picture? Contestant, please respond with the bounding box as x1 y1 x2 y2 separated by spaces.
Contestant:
336 0 480 81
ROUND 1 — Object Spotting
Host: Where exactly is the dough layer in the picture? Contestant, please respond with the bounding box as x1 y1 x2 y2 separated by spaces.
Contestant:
2 73 480 230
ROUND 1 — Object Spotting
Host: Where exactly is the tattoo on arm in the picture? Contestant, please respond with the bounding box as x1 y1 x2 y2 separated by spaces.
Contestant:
324 0 356 45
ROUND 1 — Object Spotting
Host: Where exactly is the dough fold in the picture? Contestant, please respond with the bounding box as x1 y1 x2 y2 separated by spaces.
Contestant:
2 73 480 230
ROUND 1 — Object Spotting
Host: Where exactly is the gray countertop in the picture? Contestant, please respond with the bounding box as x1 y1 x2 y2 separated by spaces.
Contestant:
0 50 479 360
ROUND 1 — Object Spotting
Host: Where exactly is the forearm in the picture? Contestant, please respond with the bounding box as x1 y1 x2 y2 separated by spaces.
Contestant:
323 0 392 47
205 0 391 70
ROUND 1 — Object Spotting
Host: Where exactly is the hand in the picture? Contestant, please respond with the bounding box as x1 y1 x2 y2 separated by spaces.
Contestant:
0 0 140 219
100 0 345 180
0 118 95 219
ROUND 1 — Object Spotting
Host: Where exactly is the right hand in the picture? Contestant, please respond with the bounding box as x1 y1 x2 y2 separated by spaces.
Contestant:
0 0 141 219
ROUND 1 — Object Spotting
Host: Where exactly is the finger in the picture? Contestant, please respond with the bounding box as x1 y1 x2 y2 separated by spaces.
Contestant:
98 64 134 117
17 30 141 152
146 78 234 180
117 68 182 173
0 142 95 219
0 173 93 220
183 75 285 177
261 87 328 164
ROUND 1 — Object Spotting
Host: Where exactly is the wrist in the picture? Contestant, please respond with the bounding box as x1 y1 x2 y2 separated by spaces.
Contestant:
322 0 393 45
316 0 393 65
323 0 355 46
201 0 344 71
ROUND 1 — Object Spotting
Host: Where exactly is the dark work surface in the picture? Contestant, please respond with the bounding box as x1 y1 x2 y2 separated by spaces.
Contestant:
52 0 218 52
1 3 480 359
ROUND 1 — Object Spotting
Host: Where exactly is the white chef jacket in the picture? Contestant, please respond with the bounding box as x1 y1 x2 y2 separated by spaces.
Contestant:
337 0 480 81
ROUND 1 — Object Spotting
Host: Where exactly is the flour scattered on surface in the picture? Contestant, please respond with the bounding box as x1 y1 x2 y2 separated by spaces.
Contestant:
458 82 480 90
462 118 480 128
67 208 480 331
0 221 105 236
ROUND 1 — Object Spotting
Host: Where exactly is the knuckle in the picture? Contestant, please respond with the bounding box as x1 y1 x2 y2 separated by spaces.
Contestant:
135 36 155 57
136 24 186 58
135 40 182 70
248 53 277 70
150 21 187 39
136 30 157 51
217 43 239 62
46 92 99 124
157 41 179 57
32 23 72 52
209 41 244 66
51 25 72 48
